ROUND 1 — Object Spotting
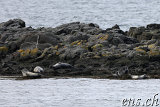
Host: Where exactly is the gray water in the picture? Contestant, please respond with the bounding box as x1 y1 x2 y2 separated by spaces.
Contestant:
0 78 160 107
0 0 160 30
0 0 160 107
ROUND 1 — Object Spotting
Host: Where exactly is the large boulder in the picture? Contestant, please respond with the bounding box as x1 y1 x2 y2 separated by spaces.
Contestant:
0 19 25 29
65 32 90 43
127 24 160 41
147 23 160 30
127 27 145 41
24 32 60 45
54 22 102 36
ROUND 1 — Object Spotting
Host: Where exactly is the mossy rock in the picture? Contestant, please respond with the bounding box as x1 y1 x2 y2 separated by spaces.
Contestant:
71 40 87 46
148 44 156 49
96 33 113 41
91 44 104 50
134 46 148 55
19 49 30 60
0 46 8 54
17 48 40 60
30 48 39 57
101 51 112 57
135 48 146 53
93 55 101 59
71 40 81 46
98 34 110 41
148 50 160 56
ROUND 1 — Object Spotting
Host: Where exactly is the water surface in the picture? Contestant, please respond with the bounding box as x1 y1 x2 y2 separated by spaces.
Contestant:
0 0 160 30
0 78 159 107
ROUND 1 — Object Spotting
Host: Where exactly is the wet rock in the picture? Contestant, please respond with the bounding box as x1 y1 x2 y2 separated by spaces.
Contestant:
0 19 25 29
20 42 36 50
88 23 99 28
111 37 124 45
146 39 157 45
54 22 81 35
112 24 120 29
66 32 90 43
146 23 160 30
0 19 160 79
0 46 8 57
127 26 145 41
24 32 60 45
60 46 88 60
127 25 160 41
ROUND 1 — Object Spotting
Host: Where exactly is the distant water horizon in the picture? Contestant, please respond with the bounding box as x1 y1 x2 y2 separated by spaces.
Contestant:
0 0 160 30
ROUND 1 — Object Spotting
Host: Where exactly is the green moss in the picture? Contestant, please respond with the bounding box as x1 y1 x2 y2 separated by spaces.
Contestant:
148 44 156 49
0 46 8 54
93 55 101 59
92 44 103 50
18 48 39 59
149 50 160 56
99 34 109 41
30 48 38 56
71 40 87 46
71 40 81 46
134 46 147 55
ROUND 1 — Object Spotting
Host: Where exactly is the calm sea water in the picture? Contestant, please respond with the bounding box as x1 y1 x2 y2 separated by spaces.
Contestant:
0 0 160 30
0 0 160 107
0 78 160 107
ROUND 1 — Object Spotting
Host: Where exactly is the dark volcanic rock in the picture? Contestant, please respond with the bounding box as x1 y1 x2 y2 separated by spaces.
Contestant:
147 23 160 30
0 19 25 29
0 19 160 79
127 24 160 41
66 32 90 43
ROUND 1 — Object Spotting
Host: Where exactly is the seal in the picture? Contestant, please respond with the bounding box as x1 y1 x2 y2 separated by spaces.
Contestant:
112 66 149 79
21 68 41 77
130 74 149 80
51 62 73 70
21 66 44 78
113 66 129 77
117 66 129 76
33 66 44 73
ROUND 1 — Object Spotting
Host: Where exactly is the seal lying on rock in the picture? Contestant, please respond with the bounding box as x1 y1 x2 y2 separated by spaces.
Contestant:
130 74 149 80
50 62 73 70
117 66 129 77
21 68 41 77
112 66 129 77
112 66 149 79
21 66 44 78
33 66 44 73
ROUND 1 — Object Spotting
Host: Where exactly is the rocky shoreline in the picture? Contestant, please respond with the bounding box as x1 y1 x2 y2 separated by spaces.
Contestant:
0 19 160 79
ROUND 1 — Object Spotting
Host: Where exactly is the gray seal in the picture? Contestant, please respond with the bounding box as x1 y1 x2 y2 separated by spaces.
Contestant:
50 62 73 70
33 66 44 73
112 66 129 77
130 74 149 80
21 68 41 77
